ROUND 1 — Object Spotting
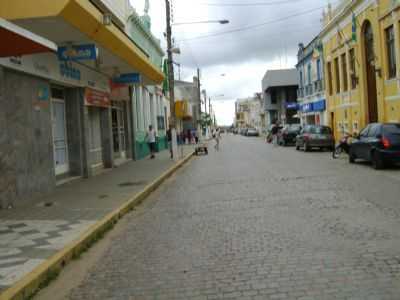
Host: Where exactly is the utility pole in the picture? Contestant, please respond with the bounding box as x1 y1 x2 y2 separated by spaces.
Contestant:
209 97 211 115
196 68 202 139
165 0 178 159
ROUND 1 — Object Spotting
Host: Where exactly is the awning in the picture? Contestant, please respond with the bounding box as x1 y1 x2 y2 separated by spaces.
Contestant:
0 0 164 84
0 17 57 57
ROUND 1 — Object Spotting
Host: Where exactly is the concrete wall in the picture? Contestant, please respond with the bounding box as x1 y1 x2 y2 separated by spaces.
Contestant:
0 68 55 207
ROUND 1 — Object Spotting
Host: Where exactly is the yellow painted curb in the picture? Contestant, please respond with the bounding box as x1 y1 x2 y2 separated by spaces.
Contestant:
0 152 194 300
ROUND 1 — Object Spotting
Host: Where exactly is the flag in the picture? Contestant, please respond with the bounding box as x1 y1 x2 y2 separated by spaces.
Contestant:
352 12 357 42
162 59 169 95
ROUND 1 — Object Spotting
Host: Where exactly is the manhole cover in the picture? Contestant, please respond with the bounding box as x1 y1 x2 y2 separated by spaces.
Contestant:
118 181 147 187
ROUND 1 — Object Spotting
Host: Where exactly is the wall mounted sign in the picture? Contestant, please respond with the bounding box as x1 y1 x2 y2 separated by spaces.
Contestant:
112 73 140 84
57 44 98 61
84 88 110 108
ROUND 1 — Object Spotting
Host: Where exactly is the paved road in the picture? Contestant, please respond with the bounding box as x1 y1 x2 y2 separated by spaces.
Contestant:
62 135 400 300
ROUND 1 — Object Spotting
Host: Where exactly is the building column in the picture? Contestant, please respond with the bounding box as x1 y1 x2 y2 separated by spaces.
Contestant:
100 107 113 168
131 86 138 160
0 66 17 209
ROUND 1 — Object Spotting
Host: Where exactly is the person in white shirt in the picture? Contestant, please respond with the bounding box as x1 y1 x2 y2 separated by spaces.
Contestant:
146 125 157 159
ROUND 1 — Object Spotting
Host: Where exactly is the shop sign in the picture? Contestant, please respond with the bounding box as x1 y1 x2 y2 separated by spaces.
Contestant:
58 44 97 61
60 62 81 81
313 99 326 111
301 102 313 113
285 102 299 110
84 88 110 108
112 73 140 84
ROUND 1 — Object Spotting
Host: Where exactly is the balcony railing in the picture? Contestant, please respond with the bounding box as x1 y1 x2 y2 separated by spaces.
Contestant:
314 80 324 93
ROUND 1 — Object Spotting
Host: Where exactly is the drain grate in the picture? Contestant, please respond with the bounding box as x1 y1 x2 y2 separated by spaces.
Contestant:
118 181 147 187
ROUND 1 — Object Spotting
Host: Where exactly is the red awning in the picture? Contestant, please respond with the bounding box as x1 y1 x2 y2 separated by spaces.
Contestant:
0 18 57 57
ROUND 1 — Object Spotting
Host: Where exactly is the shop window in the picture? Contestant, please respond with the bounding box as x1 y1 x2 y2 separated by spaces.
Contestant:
327 62 333 95
341 53 348 92
385 25 396 79
349 48 357 89
334 57 340 93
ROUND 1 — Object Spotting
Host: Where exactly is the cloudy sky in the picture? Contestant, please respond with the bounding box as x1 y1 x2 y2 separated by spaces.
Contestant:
131 0 330 125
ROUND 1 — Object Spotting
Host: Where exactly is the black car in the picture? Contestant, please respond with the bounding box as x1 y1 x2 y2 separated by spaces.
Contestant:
349 123 400 169
278 124 302 146
295 125 334 151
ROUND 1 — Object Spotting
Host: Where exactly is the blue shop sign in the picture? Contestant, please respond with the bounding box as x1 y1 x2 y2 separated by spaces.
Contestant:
301 102 313 113
285 102 299 110
112 73 141 84
313 99 326 111
58 44 97 61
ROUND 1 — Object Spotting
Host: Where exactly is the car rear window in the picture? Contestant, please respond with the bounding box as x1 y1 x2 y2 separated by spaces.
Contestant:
311 126 331 134
289 125 301 131
383 124 400 135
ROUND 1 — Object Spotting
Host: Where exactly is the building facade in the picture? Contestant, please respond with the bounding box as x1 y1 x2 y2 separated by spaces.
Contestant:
0 0 164 208
262 69 299 125
321 0 400 139
296 37 327 126
235 94 263 131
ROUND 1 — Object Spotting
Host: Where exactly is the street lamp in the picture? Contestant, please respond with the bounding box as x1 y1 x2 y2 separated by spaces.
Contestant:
172 19 229 26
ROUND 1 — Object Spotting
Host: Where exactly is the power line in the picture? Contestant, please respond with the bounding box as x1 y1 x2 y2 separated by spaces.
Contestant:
200 0 303 7
177 5 330 42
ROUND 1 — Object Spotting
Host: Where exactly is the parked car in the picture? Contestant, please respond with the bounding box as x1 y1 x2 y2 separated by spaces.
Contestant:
295 125 334 151
278 124 302 146
349 123 400 169
240 128 248 136
246 128 259 137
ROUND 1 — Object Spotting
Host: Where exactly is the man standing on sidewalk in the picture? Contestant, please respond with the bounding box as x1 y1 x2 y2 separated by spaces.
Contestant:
167 126 173 159
146 125 157 159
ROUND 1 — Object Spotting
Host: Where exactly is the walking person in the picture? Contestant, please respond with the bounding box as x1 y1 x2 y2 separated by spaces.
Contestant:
214 128 221 151
146 125 157 159
166 126 173 159
271 122 279 147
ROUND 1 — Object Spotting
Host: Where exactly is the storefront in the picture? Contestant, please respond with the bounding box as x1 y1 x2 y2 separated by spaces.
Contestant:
300 99 327 126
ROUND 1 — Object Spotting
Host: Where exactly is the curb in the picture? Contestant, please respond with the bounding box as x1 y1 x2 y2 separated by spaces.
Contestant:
0 152 195 300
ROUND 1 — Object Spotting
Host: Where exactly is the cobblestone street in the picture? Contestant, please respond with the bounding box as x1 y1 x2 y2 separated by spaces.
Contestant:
54 135 400 300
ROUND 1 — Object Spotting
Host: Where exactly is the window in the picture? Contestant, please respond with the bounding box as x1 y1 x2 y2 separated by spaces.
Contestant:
341 53 348 92
327 62 333 95
316 59 321 81
368 124 381 137
334 57 340 93
271 89 277 104
359 125 370 138
307 63 312 84
299 71 303 87
385 25 396 79
349 48 357 89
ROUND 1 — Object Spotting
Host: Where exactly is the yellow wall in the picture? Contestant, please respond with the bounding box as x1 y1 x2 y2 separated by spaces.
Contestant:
322 0 400 139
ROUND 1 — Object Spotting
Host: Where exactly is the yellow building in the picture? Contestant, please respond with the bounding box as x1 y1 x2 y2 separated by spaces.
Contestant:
321 0 400 139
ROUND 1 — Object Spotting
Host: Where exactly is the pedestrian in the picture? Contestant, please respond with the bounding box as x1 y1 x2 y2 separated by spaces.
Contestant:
166 126 173 159
214 128 221 151
271 122 279 147
146 125 157 159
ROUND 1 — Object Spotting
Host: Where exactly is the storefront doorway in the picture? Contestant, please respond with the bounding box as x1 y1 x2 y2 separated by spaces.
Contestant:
51 88 69 176
112 102 126 159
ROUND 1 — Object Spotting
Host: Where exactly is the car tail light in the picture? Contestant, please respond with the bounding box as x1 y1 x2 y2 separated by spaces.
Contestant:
382 137 391 149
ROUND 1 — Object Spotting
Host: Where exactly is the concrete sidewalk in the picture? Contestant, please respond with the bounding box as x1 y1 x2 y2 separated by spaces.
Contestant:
0 147 194 294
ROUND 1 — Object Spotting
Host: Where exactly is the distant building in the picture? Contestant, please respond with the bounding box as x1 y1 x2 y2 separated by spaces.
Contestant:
261 69 299 125
235 94 263 131
296 37 326 126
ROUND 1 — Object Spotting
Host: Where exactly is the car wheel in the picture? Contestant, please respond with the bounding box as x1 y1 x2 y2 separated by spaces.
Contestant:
348 149 356 163
371 151 385 170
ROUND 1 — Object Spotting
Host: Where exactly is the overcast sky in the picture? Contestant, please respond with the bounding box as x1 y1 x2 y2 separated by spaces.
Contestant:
131 0 329 125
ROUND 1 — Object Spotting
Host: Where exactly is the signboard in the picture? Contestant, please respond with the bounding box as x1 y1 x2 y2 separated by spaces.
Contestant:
285 102 299 110
57 44 97 61
0 52 109 92
84 88 111 108
301 102 313 113
112 73 140 84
